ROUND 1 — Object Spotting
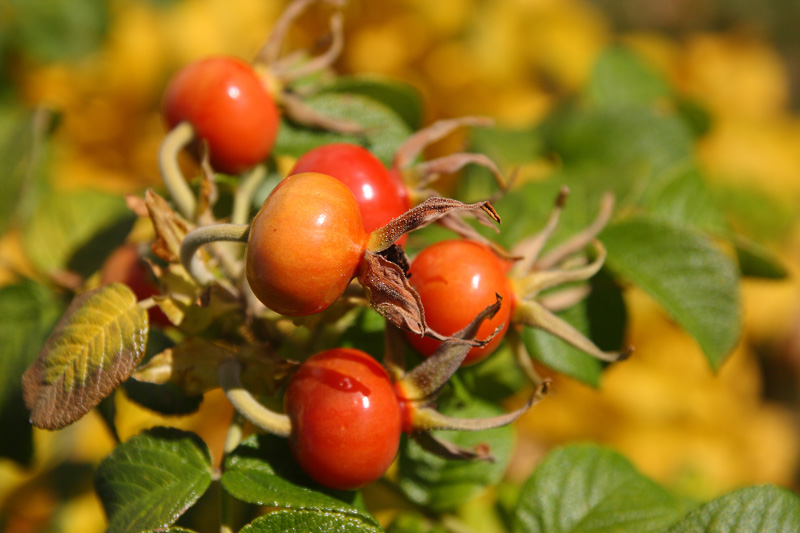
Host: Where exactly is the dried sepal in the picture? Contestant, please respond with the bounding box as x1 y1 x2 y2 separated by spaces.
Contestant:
145 189 192 263
367 197 500 253
513 240 607 301
513 299 630 363
358 251 427 336
408 152 507 193
409 381 550 433
397 295 503 403
393 116 495 170
506 327 544 385
409 431 494 462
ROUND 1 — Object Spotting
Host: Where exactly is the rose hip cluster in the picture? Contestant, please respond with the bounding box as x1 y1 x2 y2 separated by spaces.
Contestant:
155 1 625 493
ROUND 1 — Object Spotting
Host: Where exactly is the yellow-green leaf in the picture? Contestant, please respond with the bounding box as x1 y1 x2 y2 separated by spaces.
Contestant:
22 283 148 430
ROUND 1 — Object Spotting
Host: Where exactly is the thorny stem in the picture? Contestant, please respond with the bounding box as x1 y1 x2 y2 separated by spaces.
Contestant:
159 121 198 220
218 358 291 437
180 223 250 285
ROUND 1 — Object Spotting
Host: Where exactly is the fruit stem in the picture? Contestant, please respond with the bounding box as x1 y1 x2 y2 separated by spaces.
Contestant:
218 358 291 438
180 223 250 285
232 164 266 225
159 121 198 220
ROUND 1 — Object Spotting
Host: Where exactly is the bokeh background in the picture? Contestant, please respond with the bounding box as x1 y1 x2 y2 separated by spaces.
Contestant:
1 0 799 531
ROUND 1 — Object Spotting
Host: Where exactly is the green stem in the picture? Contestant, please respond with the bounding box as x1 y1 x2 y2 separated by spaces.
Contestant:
159 121 197 220
218 358 291 437
180 223 250 285
232 164 266 225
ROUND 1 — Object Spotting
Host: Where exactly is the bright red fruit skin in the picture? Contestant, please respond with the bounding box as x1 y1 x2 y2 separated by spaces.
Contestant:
284 348 402 490
291 143 412 242
162 56 279 174
245 172 367 316
405 240 513 366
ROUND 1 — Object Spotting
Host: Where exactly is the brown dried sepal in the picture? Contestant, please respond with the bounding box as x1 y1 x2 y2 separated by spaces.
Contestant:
410 431 495 462
145 189 192 263
366 197 500 253
358 250 427 337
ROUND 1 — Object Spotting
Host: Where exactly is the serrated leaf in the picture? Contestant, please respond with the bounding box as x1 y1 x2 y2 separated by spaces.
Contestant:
241 508 384 532
397 395 515 512
667 484 800 533
586 46 671 108
22 188 133 274
0 280 63 463
94 427 212 533
22 283 148 429
275 93 412 166
222 434 380 526
513 444 691 533
321 75 424 130
601 217 741 370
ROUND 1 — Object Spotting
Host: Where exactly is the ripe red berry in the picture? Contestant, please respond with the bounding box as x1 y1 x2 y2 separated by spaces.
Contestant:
291 143 412 243
244 172 368 316
162 56 279 174
405 240 514 366
284 348 402 490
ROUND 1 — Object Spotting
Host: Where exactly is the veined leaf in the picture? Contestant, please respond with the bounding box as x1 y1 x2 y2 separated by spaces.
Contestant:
321 74 424 130
94 427 212 533
601 217 741 370
241 509 384 532
667 484 800 532
222 434 379 526
513 444 692 533
22 283 148 429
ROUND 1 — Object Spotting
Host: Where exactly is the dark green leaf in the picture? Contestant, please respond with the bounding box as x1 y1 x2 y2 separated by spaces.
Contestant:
513 444 692 533
321 75 424 130
732 236 788 279
601 217 740 370
222 433 380 526
338 307 387 356
397 395 515 512
22 283 149 429
459 343 528 403
94 427 212 533
275 93 412 166
241 509 383 532
22 188 132 274
667 484 800 533
6 0 109 62
586 46 671 108
387 512 449 533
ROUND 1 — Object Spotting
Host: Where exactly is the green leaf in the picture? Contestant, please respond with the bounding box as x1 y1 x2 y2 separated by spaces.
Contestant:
397 395 515 512
241 509 384 532
0 107 53 234
0 280 63 463
641 167 727 233
732 237 788 279
513 444 692 533
222 433 380 527
321 75 424 130
338 307 387 356
459 343 528 403
275 93 412 166
601 217 741 370
22 283 149 429
586 46 671 108
94 427 212 533
22 188 133 274
6 0 109 62
542 106 694 209
667 484 800 533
